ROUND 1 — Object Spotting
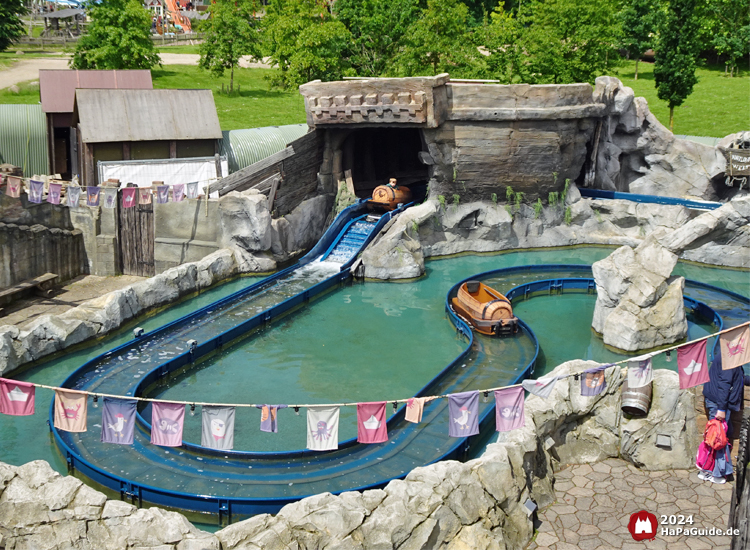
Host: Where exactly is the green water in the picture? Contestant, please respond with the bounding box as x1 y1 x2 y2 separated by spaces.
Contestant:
2 247 748 469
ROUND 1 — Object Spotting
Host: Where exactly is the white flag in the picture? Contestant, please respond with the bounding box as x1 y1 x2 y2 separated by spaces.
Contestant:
521 376 559 399
307 406 339 451
628 356 654 388
201 406 235 450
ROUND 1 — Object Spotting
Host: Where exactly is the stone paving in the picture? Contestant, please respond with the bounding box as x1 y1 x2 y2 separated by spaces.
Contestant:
527 458 734 550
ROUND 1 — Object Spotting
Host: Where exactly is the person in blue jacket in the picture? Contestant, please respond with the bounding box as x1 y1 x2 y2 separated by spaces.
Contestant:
701 354 750 483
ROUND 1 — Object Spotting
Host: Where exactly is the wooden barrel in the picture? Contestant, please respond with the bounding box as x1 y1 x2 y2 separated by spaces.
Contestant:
621 379 652 417
371 185 412 210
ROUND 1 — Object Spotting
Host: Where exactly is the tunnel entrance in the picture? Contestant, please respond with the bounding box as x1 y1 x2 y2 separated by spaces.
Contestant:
341 128 429 202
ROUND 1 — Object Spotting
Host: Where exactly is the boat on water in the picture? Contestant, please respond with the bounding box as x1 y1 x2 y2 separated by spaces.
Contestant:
369 179 412 211
450 281 519 336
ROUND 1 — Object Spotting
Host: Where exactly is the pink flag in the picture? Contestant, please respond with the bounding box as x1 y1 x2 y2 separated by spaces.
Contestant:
720 325 750 370
47 183 62 205
0 378 35 416
151 402 185 447
494 387 525 432
677 340 709 389
54 389 88 432
121 187 137 208
172 184 185 202
6 176 21 198
357 401 387 444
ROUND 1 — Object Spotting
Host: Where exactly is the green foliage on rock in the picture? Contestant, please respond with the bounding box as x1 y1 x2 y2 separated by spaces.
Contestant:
534 198 543 219
0 0 26 53
71 0 160 70
199 0 261 92
654 0 701 130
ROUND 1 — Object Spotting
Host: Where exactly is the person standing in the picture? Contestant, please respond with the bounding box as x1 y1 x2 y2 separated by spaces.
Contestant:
701 354 750 483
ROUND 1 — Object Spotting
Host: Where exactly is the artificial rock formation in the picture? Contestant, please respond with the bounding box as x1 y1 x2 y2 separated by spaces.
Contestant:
0 359 698 549
591 238 687 352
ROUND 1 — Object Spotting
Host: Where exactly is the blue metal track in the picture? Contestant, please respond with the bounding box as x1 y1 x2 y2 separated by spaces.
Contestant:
50 240 748 522
578 188 722 211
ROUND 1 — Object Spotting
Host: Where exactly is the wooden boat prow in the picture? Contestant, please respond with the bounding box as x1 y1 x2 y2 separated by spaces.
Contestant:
370 185 412 211
450 281 519 336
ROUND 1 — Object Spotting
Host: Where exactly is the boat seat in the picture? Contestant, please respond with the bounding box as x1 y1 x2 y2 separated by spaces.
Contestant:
466 281 480 293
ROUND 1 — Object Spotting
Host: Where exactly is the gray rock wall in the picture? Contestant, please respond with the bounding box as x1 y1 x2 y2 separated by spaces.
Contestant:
0 359 697 550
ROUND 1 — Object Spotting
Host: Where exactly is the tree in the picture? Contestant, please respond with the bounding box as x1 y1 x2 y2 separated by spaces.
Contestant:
391 0 484 77
71 0 160 70
262 0 352 89
618 0 658 79
519 0 621 84
199 0 261 92
653 0 701 130
706 0 750 76
0 0 27 53
482 2 527 83
334 0 421 77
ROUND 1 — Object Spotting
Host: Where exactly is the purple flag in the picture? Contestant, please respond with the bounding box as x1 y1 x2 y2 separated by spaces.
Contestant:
448 391 479 437
28 180 44 203
101 397 136 445
0 378 35 416
581 366 608 396
172 184 185 202
677 340 709 389
357 401 388 444
67 186 81 207
47 183 62 205
86 187 100 207
156 185 170 204
256 404 288 433
494 387 525 432
151 402 185 447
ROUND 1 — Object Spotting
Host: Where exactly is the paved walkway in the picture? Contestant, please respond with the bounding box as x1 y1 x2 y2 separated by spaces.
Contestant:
528 458 734 550
1 274 145 329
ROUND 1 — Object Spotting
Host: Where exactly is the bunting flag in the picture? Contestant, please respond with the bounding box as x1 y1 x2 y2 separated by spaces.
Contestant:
186 181 199 199
521 376 560 399
0 378 35 416
494 387 525 432
627 356 654 388
448 391 479 437
28 180 44 204
720 325 750 370
256 404 287 433
156 185 170 204
102 187 118 209
138 188 152 205
581 366 607 396
6 176 21 198
307 405 339 451
172 184 185 203
677 340 709 389
67 186 81 207
101 397 136 445
405 396 435 424
201 406 235 450
150 402 185 447
86 187 100 207
121 187 137 209
53 389 88 432
357 401 388 444
47 183 62 205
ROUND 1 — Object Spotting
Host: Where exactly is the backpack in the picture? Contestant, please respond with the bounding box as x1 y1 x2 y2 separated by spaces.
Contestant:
696 441 715 471
704 419 729 450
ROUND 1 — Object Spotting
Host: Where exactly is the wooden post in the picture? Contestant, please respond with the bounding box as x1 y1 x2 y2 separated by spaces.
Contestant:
344 169 355 195
169 140 177 159
122 142 131 161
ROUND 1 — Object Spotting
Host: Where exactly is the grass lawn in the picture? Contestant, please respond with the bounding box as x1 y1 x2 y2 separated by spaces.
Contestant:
0 80 41 104
155 45 202 55
152 65 306 130
610 60 750 137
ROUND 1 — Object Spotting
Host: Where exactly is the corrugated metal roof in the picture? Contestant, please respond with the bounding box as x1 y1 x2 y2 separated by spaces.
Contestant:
75 89 222 143
0 105 49 177
220 124 309 173
40 70 153 114
675 135 721 147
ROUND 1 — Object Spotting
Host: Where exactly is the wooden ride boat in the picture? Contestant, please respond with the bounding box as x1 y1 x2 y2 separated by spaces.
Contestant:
370 185 412 211
450 281 519 336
